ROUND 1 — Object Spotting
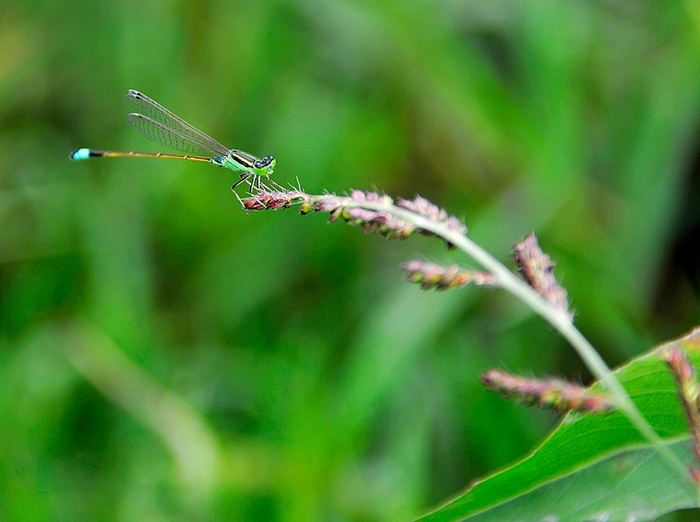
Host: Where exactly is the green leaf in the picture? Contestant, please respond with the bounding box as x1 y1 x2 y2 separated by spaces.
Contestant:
418 328 700 521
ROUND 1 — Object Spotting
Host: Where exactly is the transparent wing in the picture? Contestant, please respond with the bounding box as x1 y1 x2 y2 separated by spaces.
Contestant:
124 114 223 155
124 89 230 157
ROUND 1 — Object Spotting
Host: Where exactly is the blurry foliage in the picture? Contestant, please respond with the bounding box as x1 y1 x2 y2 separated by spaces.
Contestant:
1 0 700 520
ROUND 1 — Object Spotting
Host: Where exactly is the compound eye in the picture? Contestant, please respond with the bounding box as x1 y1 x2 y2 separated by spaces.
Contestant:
254 156 275 169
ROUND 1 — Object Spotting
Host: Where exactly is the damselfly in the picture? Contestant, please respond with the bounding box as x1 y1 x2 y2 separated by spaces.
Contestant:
70 89 277 204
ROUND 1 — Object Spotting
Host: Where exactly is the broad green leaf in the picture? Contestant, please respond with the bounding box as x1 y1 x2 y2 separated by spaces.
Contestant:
419 328 700 521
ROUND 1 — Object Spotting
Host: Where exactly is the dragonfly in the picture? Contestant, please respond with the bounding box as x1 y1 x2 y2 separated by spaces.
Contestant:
70 89 278 204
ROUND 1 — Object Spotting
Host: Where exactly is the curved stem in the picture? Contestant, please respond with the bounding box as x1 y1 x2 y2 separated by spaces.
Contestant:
341 198 694 490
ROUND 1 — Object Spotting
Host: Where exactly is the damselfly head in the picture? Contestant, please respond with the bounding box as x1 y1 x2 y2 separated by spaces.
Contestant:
253 156 276 177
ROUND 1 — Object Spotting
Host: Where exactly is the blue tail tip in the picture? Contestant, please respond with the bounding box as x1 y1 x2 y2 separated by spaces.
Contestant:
70 148 91 161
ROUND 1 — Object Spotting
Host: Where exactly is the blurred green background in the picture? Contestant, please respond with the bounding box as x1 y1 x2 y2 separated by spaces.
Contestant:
2 0 700 520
